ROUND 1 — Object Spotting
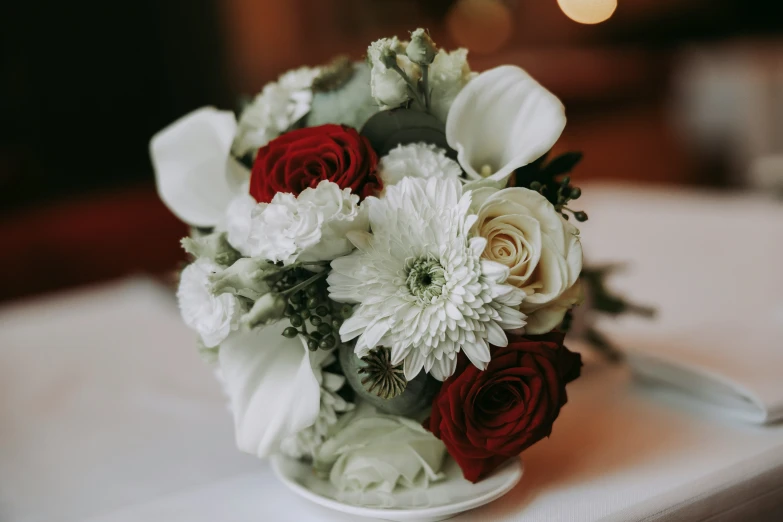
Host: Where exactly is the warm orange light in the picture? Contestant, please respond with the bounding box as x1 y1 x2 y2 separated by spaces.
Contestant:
557 0 617 25
446 0 513 55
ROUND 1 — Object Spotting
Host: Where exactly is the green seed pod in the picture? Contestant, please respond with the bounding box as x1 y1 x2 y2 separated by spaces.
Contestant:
310 316 322 326
317 323 332 335
307 339 319 351
339 344 439 416
282 327 299 338
290 315 303 327
315 305 330 317
307 297 320 309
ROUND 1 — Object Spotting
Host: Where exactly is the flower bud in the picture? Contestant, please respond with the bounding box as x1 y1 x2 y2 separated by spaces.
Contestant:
379 47 398 70
181 232 240 267
406 28 437 65
242 293 288 329
209 258 281 300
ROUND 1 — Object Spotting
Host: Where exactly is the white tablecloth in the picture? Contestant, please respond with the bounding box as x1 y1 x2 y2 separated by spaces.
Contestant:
2 186 783 522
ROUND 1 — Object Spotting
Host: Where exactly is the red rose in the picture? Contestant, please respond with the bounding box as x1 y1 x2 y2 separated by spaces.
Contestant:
425 332 581 483
249 124 381 203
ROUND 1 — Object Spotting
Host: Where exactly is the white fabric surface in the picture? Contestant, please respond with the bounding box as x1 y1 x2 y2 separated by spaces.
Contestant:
577 185 783 424
1 185 783 521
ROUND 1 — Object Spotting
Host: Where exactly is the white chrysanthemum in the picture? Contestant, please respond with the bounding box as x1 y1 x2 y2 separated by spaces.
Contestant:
378 143 463 187
280 349 354 459
177 258 241 347
232 66 320 158
223 180 368 264
328 177 526 381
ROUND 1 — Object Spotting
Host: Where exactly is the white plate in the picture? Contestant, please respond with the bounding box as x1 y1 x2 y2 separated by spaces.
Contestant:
270 454 523 522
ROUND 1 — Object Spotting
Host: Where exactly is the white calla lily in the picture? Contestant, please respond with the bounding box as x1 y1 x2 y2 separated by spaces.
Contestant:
446 66 566 185
151 107 249 227
218 323 321 459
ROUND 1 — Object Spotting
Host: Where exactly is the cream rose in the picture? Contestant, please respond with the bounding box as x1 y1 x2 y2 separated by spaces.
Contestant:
471 187 583 334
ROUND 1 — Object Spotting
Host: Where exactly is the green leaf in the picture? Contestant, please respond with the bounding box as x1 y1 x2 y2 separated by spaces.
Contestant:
543 151 583 176
360 108 454 158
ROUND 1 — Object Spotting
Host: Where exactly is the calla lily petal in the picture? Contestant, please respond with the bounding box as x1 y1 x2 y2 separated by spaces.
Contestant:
446 66 566 185
218 323 321 459
151 107 248 227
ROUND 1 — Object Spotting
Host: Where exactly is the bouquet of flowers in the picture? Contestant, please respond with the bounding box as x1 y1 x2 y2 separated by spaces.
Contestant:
151 29 587 493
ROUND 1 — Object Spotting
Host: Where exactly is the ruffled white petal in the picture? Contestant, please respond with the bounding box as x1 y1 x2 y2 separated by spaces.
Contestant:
177 258 241 347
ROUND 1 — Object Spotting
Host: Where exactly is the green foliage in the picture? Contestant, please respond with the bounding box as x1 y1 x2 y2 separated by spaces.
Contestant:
512 151 588 222
361 108 453 158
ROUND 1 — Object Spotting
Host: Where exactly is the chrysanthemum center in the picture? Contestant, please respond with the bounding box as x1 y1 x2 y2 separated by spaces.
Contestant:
406 256 446 301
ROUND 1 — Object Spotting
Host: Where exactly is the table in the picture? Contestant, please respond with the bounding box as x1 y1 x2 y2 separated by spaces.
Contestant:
2 187 783 522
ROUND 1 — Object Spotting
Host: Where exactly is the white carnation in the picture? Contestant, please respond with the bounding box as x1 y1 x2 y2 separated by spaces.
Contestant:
224 181 367 265
232 66 320 158
177 258 241 347
378 142 463 187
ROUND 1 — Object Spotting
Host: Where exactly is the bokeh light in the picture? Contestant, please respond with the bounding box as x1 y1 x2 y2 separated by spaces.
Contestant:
446 0 513 54
557 0 617 25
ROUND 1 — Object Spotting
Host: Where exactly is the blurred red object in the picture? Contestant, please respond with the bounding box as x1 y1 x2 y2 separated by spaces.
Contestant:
1 186 187 302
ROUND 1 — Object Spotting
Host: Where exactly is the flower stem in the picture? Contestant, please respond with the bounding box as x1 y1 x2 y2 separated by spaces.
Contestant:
420 64 431 112
281 270 328 297
391 62 427 110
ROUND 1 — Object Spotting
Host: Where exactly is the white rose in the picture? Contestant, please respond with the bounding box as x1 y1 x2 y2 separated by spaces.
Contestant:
314 407 447 493
471 187 583 334
367 37 420 109
428 48 475 122
224 181 367 265
378 142 463 187
177 258 241 347
232 67 320 158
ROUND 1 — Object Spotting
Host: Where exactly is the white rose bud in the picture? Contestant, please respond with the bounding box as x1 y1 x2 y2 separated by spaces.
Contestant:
242 293 288 329
209 257 281 300
181 232 240 267
406 28 437 65
367 37 421 109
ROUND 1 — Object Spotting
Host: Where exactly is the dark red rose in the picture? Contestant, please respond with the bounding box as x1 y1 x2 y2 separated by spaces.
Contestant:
249 124 381 203
425 332 581 483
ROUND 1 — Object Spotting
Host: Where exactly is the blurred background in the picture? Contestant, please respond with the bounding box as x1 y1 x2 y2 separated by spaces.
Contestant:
2 0 783 302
